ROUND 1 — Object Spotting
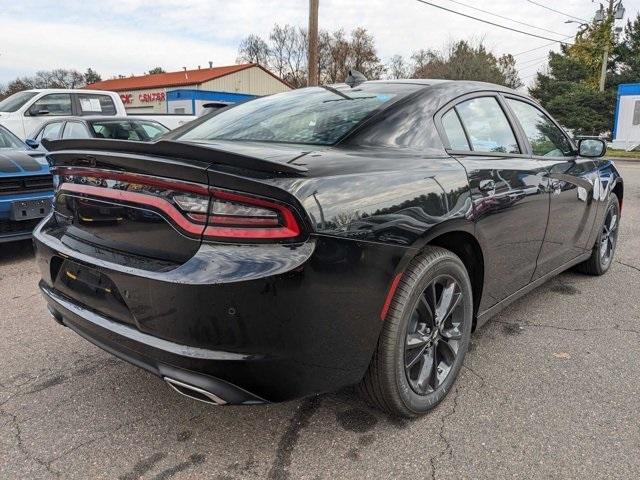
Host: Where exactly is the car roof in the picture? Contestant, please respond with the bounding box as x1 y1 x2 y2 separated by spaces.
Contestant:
38 116 164 123
335 78 521 96
24 89 117 95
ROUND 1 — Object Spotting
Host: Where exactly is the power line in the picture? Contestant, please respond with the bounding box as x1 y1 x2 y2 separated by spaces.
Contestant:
512 36 573 56
445 0 571 37
517 54 550 67
526 0 590 23
415 0 572 44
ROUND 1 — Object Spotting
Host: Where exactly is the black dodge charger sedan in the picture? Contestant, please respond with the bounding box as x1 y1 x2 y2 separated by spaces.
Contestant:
35 79 623 417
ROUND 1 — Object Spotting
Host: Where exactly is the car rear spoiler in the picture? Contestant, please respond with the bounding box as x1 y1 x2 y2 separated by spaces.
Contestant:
42 138 308 175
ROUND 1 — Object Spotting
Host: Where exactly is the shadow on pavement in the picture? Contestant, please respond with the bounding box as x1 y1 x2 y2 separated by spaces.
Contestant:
0 239 34 265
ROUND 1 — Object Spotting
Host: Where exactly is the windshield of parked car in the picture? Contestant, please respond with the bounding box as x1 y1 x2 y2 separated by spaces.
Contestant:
89 120 170 141
0 91 38 112
0 126 25 148
177 84 422 145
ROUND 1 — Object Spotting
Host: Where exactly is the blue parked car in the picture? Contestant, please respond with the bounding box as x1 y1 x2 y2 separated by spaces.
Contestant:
0 124 53 243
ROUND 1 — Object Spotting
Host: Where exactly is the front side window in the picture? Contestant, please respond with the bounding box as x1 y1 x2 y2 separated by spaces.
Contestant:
77 94 116 115
0 91 38 112
40 122 64 140
178 84 420 146
62 122 92 139
441 109 470 150
506 99 573 157
29 94 72 116
455 97 519 154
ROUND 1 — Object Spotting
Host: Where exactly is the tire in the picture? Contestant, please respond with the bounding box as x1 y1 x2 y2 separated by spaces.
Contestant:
575 194 620 276
358 246 473 418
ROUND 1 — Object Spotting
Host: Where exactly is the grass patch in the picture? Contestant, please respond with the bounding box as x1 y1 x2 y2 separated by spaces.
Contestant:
606 148 640 159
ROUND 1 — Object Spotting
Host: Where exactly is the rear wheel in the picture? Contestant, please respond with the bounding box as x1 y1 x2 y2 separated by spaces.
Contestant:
576 194 620 276
358 247 473 418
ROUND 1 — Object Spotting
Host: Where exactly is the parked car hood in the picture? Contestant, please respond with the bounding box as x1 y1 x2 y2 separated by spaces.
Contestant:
0 149 50 177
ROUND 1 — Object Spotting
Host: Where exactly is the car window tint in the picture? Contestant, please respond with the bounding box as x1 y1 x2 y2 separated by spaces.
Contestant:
89 121 142 140
441 109 469 150
30 94 72 116
77 94 116 115
62 122 92 139
41 122 63 140
506 99 573 157
139 122 169 140
455 97 519 154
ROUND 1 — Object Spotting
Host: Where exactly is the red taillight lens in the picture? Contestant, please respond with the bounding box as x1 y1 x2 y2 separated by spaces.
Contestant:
175 189 301 240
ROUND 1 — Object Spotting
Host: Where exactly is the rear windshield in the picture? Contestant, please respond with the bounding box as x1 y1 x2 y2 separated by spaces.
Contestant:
177 84 422 146
0 126 24 148
0 91 38 112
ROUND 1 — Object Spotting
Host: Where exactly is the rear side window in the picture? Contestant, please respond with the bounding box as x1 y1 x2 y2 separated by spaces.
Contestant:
62 121 92 139
29 94 72 116
506 99 573 157
455 97 519 154
77 94 116 115
138 122 169 140
441 109 469 150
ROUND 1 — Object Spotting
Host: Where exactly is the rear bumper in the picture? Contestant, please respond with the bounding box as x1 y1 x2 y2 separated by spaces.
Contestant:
34 217 411 403
41 283 267 404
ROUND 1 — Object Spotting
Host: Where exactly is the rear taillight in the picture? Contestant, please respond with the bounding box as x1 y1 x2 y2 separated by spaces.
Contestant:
54 167 302 242
173 189 300 240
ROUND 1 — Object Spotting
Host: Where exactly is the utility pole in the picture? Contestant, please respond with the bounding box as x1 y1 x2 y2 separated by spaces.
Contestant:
308 0 319 86
598 0 625 92
599 0 614 92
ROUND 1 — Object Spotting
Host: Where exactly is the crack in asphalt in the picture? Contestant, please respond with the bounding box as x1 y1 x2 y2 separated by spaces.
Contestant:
429 386 460 480
616 260 640 274
462 364 501 391
493 320 640 336
267 395 322 480
1 402 155 477
1 407 61 479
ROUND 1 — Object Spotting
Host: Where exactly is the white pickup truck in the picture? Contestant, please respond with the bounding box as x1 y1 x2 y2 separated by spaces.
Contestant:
0 89 196 140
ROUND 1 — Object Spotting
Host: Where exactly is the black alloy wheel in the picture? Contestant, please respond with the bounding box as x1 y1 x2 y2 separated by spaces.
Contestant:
576 193 620 276
358 246 473 418
404 275 464 395
599 202 619 269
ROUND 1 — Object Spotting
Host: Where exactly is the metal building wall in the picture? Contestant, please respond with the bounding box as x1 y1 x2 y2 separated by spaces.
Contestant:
199 66 291 96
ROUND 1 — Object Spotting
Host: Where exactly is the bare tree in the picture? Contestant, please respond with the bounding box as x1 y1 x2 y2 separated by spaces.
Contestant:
387 55 409 79
348 27 385 79
236 34 270 66
236 24 385 87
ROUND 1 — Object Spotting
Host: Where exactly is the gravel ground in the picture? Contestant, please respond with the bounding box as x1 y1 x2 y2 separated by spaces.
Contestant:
1 161 639 480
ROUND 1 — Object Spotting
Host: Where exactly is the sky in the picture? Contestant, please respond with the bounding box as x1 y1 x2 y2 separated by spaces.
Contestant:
0 0 638 88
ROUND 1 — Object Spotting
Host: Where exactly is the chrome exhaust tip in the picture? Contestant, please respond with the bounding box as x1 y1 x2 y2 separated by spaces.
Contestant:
164 377 227 405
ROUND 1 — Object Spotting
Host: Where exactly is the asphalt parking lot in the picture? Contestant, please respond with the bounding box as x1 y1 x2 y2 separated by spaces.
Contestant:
1 161 639 480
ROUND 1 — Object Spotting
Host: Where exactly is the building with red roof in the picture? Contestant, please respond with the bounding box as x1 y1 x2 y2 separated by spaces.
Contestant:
86 63 291 115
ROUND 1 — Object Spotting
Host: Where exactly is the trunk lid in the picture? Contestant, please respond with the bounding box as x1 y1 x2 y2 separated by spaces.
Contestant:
43 138 307 266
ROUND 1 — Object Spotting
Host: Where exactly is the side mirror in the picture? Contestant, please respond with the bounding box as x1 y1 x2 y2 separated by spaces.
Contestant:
25 139 40 149
578 138 606 158
28 106 50 116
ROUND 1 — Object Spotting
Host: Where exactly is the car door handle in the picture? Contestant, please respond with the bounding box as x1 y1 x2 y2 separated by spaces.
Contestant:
478 179 496 192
